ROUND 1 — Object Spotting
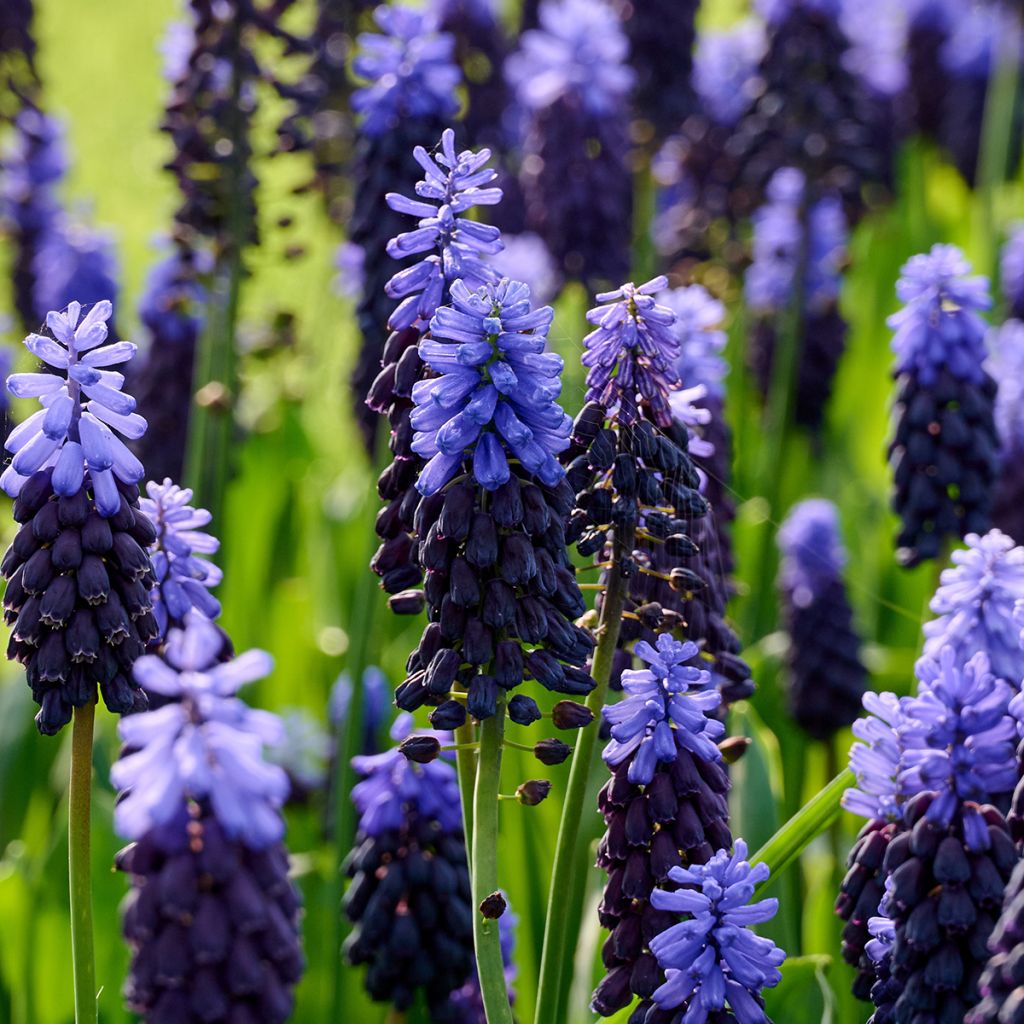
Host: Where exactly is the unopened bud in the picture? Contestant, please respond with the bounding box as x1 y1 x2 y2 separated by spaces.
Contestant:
534 738 572 765
398 735 441 764
479 891 507 919
718 735 751 764
516 779 552 806
551 701 595 730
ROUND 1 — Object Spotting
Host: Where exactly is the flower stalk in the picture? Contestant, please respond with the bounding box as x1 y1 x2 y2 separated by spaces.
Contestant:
533 522 635 1024
68 700 96 1024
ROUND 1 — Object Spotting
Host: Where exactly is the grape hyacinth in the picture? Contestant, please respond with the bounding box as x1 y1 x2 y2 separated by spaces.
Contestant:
989 319 1024 542
394 277 594 716
349 5 461 450
968 858 1024 1023
777 499 867 740
565 278 753 704
640 841 786 1024
368 129 505 611
112 615 304 1023
592 635 732 1017
1002 225 1024 320
505 0 634 287
132 249 207 486
887 245 998 566
922 529 1024 685
344 715 474 1020
745 167 850 432
1 301 159 733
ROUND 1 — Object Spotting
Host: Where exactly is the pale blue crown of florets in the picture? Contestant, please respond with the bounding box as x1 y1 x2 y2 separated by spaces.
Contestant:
648 841 786 1024
411 277 571 496
778 499 848 607
922 530 1024 684
583 276 682 426
745 168 847 316
693 20 766 127
888 244 992 386
3 300 146 516
352 5 461 138
900 647 1017 850
111 615 288 849
385 128 504 331
140 479 223 640
844 691 911 822
505 0 634 117
659 284 729 402
602 634 723 785
988 320 1024 452
351 713 464 837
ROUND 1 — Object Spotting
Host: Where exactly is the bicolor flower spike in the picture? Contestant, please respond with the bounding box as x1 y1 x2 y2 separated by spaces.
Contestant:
4 300 145 517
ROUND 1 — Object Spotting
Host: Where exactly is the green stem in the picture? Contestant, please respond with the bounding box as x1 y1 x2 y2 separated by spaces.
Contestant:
472 708 514 1024
752 768 854 897
456 717 477 863
534 523 635 1024
68 701 96 1024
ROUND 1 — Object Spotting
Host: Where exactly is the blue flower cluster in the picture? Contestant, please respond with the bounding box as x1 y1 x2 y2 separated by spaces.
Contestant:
922 530 1024 683
602 634 723 784
582 276 682 426
889 244 991 386
352 6 461 138
778 498 848 605
660 284 728 403
1001 225 1024 319
3 300 145 516
112 615 288 850
139 479 223 640
412 278 571 495
692 19 766 127
504 0 634 117
648 841 785 1024
385 128 503 331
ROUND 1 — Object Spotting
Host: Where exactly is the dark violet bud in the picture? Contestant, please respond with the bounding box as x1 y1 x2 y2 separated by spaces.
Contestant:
398 734 442 763
507 694 542 726
429 698 468 731
479 890 508 920
887 246 997 566
778 499 867 739
533 738 571 766
718 735 751 764
551 700 595 730
516 779 552 805
968 858 1024 1024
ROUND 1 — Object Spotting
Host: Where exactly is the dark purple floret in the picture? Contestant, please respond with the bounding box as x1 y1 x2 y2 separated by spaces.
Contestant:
968 857 1024 1024
887 246 998 566
344 715 475 1019
1 302 158 734
778 499 867 739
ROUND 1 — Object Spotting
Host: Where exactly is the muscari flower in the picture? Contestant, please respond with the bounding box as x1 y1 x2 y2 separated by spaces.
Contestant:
330 665 392 757
2 300 158 733
922 529 1024 684
33 217 119 323
344 714 474 1017
887 245 998 566
989 320 1024 543
968 858 1024 1024
863 907 900 1023
113 615 303 1023
505 0 634 287
777 499 867 740
645 841 785 1024
412 277 571 496
693 20 767 128
593 635 733 1018
1002 226 1024 320
349 6 462 451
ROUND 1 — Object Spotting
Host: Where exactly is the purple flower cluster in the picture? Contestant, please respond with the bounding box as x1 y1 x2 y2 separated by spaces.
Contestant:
647 842 785 1024
1001 225 1024 319
412 278 571 495
989 321 1024 542
692 20 766 127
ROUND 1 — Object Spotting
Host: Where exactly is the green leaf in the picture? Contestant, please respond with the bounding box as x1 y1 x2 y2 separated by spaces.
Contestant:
763 955 836 1024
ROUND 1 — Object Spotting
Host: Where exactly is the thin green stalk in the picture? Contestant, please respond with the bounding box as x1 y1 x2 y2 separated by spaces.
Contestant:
68 701 96 1024
472 706 514 1024
534 522 636 1024
752 768 854 897
455 717 477 862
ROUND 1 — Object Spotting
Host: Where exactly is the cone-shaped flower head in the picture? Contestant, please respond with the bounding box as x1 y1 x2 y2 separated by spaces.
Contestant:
583 276 681 426
602 634 723 784
505 0 634 117
990 320 1024 455
34 220 119 322
112 615 287 849
352 5 461 138
385 128 503 331
778 499 866 739
899 647 1017 848
889 244 992 386
648 841 786 1023
659 284 728 402
693 20 766 127
4 300 144 516
412 277 571 495
922 530 1024 683
844 692 912 823
140 479 222 639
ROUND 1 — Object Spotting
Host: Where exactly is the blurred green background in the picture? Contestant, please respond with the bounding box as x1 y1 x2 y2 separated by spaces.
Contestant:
0 2 1020 1023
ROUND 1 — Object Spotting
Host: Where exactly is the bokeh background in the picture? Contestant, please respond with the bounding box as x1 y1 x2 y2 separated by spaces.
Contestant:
0 1 1019 1023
